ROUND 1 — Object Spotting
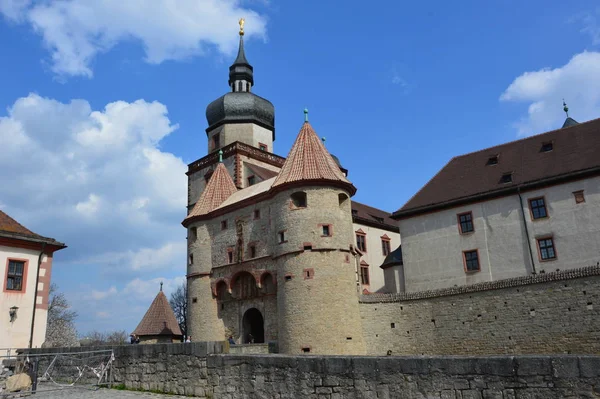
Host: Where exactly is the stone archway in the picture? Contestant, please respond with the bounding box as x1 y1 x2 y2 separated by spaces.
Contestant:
242 308 264 344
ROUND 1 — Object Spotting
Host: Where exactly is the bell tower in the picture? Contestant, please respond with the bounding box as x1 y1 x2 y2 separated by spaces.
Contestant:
204 19 276 153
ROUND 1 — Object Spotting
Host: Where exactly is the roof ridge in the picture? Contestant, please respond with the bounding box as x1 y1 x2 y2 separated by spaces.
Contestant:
453 117 600 160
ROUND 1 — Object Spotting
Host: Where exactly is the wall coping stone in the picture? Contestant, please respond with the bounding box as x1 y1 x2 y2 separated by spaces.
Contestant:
361 264 600 303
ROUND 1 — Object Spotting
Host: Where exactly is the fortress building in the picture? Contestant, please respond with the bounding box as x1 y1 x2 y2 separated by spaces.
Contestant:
181 23 399 355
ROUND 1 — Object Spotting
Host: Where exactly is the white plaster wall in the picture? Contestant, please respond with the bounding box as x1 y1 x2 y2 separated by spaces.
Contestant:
0 245 46 349
399 176 600 292
352 223 400 293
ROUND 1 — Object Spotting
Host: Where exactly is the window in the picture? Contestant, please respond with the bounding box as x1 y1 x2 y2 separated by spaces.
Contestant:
189 227 197 240
290 192 307 208
537 237 556 261
247 175 256 186
5 260 25 291
381 239 391 256
189 254 194 265
529 197 547 220
227 249 234 264
204 170 213 183
463 250 480 272
253 209 261 219
500 172 513 184
458 212 474 234
303 268 314 280
278 231 286 243
356 233 367 252
339 193 349 207
486 155 499 166
213 133 220 150
221 220 228 230
249 245 256 258
321 224 331 237
540 141 553 152
258 143 267 151
360 262 370 285
351 209 358 215
573 190 585 204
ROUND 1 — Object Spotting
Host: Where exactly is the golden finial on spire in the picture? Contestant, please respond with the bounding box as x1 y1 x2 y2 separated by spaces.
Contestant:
239 18 245 36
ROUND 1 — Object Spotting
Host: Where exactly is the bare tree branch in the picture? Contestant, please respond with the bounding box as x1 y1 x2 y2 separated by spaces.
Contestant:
169 282 187 339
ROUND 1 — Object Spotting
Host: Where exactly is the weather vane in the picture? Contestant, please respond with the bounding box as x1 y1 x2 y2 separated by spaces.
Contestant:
239 18 245 36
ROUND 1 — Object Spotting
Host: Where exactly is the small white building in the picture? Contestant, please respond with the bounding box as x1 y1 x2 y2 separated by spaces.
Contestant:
351 202 400 293
0 210 66 349
391 116 600 292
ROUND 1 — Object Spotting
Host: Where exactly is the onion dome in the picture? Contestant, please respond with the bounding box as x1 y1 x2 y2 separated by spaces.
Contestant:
205 25 275 139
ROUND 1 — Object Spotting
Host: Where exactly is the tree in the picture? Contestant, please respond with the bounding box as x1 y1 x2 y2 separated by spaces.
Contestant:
169 282 187 339
44 283 80 347
80 330 128 346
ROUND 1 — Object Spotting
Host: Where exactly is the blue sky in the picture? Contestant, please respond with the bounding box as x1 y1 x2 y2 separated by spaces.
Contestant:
1 0 599 336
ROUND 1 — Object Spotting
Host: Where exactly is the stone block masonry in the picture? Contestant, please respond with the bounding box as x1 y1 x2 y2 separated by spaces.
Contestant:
360 265 600 356
20 345 600 398
208 354 600 398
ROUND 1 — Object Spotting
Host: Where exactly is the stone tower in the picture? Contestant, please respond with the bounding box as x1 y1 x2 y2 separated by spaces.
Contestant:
204 27 275 154
270 120 366 355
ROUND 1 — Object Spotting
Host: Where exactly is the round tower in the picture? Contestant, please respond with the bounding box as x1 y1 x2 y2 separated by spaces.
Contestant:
186 222 225 341
270 118 366 355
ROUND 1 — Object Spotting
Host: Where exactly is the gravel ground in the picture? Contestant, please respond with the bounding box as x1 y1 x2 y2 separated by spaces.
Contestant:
2 384 195 398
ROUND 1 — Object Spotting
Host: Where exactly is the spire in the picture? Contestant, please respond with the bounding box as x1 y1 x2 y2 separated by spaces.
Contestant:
229 18 254 91
132 290 182 338
273 121 355 194
304 108 309 122
561 99 579 128
183 163 237 224
160 281 163 292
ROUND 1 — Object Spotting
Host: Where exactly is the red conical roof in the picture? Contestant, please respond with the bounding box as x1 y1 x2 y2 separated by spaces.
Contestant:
184 163 237 223
133 291 182 337
273 122 355 193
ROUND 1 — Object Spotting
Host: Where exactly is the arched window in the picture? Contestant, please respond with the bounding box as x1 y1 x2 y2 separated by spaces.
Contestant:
216 281 231 301
338 193 349 208
291 192 307 208
232 272 258 299
261 273 276 295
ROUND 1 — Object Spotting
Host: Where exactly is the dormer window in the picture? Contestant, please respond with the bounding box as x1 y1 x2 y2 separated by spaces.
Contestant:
371 215 384 224
351 209 358 215
499 172 513 184
540 141 553 152
486 155 499 166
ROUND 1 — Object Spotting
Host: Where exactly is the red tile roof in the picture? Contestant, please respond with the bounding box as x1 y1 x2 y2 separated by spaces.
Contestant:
0 210 66 247
272 122 355 193
351 201 398 233
185 162 237 221
132 290 182 337
393 118 600 218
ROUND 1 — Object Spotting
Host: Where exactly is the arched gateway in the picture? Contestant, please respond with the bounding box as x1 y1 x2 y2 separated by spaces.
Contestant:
242 308 265 343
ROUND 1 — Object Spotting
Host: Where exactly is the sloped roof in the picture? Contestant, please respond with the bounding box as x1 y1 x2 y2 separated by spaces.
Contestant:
351 201 398 232
0 210 66 248
185 163 237 222
246 162 279 180
218 177 275 210
393 117 600 218
272 122 355 193
133 291 182 337
380 245 403 269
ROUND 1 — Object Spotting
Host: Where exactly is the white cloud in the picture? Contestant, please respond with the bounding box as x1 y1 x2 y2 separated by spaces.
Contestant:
579 9 600 45
90 286 117 300
84 241 187 273
0 0 267 77
500 51 600 136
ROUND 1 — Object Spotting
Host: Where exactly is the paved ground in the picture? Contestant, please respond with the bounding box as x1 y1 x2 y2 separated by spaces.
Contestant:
4 385 195 398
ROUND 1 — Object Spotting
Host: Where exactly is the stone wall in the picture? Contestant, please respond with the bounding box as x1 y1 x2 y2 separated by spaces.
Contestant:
208 354 600 399
20 345 600 398
360 266 600 356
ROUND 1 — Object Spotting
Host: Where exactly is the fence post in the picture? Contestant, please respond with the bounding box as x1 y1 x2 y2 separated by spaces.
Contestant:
32 357 39 394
